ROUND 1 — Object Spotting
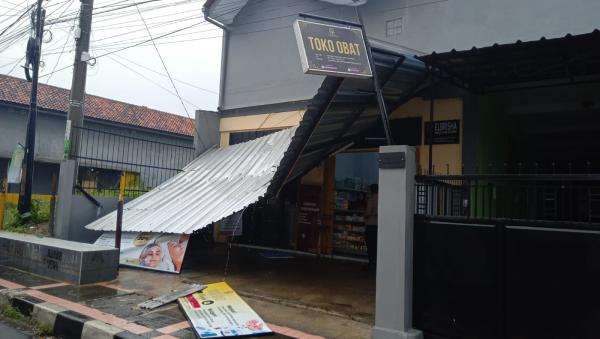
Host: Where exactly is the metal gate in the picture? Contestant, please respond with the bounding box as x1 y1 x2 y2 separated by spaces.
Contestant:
413 174 600 339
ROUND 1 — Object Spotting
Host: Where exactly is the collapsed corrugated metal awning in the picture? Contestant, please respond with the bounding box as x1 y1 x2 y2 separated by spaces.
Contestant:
85 127 297 234
85 44 427 234
268 43 428 194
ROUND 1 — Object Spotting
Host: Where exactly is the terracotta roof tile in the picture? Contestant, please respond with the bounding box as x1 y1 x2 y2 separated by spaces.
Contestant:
0 74 195 137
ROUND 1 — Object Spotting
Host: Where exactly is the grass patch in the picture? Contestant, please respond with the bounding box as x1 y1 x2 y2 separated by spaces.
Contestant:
2 200 50 234
0 303 26 322
0 303 55 337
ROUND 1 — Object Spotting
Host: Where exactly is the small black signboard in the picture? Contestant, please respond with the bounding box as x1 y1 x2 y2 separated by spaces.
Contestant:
293 19 372 78
425 119 460 144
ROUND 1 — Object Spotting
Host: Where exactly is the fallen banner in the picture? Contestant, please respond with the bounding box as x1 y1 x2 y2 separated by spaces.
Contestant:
179 282 273 338
95 232 189 273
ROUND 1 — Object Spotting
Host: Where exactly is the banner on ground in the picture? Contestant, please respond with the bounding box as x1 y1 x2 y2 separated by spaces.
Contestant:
179 282 273 338
94 232 189 273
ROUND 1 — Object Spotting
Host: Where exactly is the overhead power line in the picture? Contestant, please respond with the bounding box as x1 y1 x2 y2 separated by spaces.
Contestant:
130 0 206 149
106 54 204 108
110 53 217 94
0 4 35 38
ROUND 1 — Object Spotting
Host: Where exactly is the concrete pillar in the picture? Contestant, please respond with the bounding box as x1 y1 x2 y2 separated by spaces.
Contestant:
53 160 76 240
195 110 220 156
373 145 423 339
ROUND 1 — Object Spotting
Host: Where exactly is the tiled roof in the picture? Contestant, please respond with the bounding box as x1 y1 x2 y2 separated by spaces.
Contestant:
0 74 195 137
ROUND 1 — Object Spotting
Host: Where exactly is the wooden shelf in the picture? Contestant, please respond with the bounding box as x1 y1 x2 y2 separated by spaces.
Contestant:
336 187 367 193
334 248 367 256
334 220 365 225
334 209 365 214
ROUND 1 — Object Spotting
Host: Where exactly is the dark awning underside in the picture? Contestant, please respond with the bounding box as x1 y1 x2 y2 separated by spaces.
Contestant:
268 46 427 195
417 30 600 91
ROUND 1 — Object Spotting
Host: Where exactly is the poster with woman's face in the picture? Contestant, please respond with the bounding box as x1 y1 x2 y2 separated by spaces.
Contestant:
94 232 190 273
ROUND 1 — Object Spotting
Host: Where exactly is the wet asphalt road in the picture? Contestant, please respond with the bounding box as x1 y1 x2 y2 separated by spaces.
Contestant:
0 320 31 339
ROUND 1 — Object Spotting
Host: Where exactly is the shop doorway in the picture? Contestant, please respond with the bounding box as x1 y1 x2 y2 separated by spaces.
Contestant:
332 152 378 258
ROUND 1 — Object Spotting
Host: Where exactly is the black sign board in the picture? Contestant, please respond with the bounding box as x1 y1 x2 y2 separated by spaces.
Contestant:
293 19 372 78
425 119 460 144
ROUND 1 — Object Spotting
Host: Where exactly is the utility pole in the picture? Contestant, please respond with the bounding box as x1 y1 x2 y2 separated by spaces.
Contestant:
17 0 45 214
66 0 94 172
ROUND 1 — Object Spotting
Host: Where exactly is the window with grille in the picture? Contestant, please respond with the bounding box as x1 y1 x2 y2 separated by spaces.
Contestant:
386 17 403 37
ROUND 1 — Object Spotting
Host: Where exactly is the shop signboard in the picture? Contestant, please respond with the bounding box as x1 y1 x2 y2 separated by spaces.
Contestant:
179 282 273 338
94 232 189 273
293 19 372 78
425 119 461 144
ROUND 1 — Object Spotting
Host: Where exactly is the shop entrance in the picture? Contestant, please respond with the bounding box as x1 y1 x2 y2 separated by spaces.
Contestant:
240 150 380 261
331 152 378 258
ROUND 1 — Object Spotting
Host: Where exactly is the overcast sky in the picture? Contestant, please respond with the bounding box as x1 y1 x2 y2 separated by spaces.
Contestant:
0 0 221 117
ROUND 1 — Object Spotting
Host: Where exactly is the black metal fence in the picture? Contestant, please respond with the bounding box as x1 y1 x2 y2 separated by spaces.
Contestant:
70 125 195 197
414 173 600 338
415 174 600 223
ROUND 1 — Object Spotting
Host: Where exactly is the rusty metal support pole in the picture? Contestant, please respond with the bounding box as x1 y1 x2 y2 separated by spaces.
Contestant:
48 173 57 236
115 172 126 249
356 8 394 145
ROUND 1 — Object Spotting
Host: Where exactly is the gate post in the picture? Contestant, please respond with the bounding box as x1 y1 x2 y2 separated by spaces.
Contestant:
53 160 76 240
373 145 423 339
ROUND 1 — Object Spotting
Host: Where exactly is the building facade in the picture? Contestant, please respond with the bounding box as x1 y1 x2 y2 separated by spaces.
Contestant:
202 0 600 252
0 74 197 201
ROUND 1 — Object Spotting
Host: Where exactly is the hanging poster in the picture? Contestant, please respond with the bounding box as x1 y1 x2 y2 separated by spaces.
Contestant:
296 185 322 253
94 232 189 273
7 144 24 184
219 211 243 237
179 282 273 338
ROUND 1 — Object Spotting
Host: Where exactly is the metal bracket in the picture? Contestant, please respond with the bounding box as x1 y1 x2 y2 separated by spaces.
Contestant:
139 284 207 310
379 152 406 169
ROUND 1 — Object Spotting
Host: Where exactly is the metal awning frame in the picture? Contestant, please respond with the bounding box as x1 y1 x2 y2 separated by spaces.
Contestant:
416 30 600 94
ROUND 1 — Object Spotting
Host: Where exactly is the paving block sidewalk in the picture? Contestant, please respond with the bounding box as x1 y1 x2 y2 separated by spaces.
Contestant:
0 265 329 339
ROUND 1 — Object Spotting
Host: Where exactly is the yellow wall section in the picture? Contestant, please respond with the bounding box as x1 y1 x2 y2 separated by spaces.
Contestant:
4 193 52 204
219 110 304 146
391 97 463 175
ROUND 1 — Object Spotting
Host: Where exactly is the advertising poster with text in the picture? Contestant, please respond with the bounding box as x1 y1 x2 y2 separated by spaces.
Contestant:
179 282 272 338
95 232 189 273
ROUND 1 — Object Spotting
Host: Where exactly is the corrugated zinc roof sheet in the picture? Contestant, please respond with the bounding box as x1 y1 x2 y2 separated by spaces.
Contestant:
85 127 296 234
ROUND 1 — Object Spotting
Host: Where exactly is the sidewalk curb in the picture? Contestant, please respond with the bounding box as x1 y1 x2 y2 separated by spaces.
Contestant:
0 288 145 339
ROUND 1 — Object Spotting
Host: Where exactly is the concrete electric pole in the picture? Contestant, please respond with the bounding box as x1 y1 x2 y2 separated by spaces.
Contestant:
17 0 45 214
65 0 94 170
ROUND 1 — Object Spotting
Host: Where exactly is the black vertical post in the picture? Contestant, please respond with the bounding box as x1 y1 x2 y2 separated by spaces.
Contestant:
428 94 435 175
356 9 394 145
18 0 45 214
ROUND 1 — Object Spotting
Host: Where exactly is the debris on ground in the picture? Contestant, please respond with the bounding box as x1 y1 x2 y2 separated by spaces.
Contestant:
139 283 207 310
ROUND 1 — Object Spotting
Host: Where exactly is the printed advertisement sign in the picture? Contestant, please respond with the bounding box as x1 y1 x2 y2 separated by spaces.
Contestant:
293 19 372 78
7 144 24 184
179 282 272 338
94 232 189 273
425 119 461 145
219 211 243 237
